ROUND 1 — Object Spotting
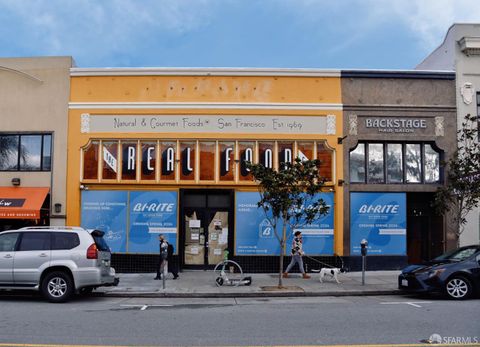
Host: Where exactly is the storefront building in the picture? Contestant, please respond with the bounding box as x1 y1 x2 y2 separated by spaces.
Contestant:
0 57 73 231
66 68 344 272
341 70 457 269
417 23 480 247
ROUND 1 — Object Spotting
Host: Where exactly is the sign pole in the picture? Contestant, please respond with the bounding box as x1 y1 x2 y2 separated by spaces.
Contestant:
162 260 166 289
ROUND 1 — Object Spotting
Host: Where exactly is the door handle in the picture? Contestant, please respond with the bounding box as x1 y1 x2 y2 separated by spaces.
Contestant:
3 254 12 259
39 253 48 257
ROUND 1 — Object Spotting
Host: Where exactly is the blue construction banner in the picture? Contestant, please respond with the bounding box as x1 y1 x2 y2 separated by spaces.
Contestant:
235 191 279 255
288 192 334 255
235 192 334 255
81 190 128 253
350 192 406 255
128 191 178 253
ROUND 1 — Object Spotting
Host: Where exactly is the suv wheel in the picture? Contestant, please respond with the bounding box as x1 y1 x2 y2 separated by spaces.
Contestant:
445 276 472 300
41 271 74 303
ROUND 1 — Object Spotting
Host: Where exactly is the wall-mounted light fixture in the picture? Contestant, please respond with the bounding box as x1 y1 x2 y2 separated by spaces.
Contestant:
337 136 348 144
11 178 21 186
54 203 62 213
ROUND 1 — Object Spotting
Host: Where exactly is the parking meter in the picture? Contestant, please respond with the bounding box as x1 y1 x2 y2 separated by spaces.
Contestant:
360 239 368 285
361 239 368 256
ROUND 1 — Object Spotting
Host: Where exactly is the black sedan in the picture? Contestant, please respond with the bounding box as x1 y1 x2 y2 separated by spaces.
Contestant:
399 245 480 300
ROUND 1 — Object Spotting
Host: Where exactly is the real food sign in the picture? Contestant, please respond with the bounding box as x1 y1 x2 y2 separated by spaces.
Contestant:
350 192 406 255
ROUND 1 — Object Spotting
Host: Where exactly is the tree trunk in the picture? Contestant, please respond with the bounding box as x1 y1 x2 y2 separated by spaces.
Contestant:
278 223 288 288
278 239 284 288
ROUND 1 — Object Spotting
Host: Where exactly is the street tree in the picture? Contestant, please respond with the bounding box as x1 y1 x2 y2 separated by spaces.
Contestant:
434 114 480 247
247 158 329 287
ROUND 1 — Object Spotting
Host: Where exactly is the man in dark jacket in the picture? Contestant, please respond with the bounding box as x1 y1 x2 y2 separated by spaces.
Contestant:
154 234 169 280
167 243 179 280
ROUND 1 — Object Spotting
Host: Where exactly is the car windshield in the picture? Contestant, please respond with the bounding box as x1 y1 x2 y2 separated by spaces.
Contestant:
433 246 479 261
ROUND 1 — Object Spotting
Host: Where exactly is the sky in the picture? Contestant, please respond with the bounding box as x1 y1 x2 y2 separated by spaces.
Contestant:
0 0 479 69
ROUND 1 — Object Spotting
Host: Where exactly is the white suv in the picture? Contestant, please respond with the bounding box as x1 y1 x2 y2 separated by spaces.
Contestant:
0 226 119 303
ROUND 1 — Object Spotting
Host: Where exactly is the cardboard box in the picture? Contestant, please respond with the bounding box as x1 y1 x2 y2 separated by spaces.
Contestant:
184 245 204 265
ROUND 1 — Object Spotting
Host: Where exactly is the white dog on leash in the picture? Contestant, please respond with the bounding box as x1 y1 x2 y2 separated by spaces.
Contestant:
312 268 347 283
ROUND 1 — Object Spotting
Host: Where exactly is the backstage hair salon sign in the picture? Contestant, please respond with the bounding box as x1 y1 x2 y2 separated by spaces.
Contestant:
81 114 337 135
360 116 435 135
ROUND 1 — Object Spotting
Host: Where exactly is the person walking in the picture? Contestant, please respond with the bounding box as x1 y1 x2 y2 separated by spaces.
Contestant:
167 242 179 279
154 234 169 280
283 231 310 279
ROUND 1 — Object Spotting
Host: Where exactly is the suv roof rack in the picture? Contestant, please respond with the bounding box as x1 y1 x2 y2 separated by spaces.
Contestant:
19 226 86 231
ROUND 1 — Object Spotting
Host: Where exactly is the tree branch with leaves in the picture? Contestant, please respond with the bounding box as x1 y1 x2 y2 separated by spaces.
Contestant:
433 114 480 247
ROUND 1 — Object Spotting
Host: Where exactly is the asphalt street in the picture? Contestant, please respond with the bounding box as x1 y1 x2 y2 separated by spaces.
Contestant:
0 293 478 346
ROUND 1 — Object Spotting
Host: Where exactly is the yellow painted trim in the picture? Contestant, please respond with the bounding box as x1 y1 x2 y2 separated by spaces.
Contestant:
69 102 343 110
70 66 341 76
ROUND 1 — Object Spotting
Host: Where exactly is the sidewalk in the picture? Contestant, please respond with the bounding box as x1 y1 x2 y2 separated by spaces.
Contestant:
96 270 403 298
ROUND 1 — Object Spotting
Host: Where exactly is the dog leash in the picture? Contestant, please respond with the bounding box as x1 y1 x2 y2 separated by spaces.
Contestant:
304 254 345 270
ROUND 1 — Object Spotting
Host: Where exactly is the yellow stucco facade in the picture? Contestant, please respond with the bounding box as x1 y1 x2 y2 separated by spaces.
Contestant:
66 69 344 258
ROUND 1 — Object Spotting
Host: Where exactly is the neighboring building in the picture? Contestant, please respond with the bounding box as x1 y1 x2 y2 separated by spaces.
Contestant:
66 68 345 272
0 57 74 231
341 70 457 268
417 23 480 247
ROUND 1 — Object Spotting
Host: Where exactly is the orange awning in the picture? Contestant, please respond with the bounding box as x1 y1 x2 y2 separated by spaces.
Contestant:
0 187 49 219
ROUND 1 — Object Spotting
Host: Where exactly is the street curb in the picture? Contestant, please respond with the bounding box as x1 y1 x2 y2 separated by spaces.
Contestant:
97 289 404 298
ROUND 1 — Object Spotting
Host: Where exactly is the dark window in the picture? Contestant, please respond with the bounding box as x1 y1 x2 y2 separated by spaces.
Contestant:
43 135 52 171
51 232 80 250
18 232 51 251
405 144 422 183
386 144 403 183
83 140 99 179
317 142 333 181
208 194 230 208
0 232 19 252
0 135 19 170
434 246 480 261
424 144 440 183
0 134 52 171
20 135 42 170
122 142 137 180
367 143 384 183
349 142 442 184
349 143 365 183
102 141 118 180
183 194 207 208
